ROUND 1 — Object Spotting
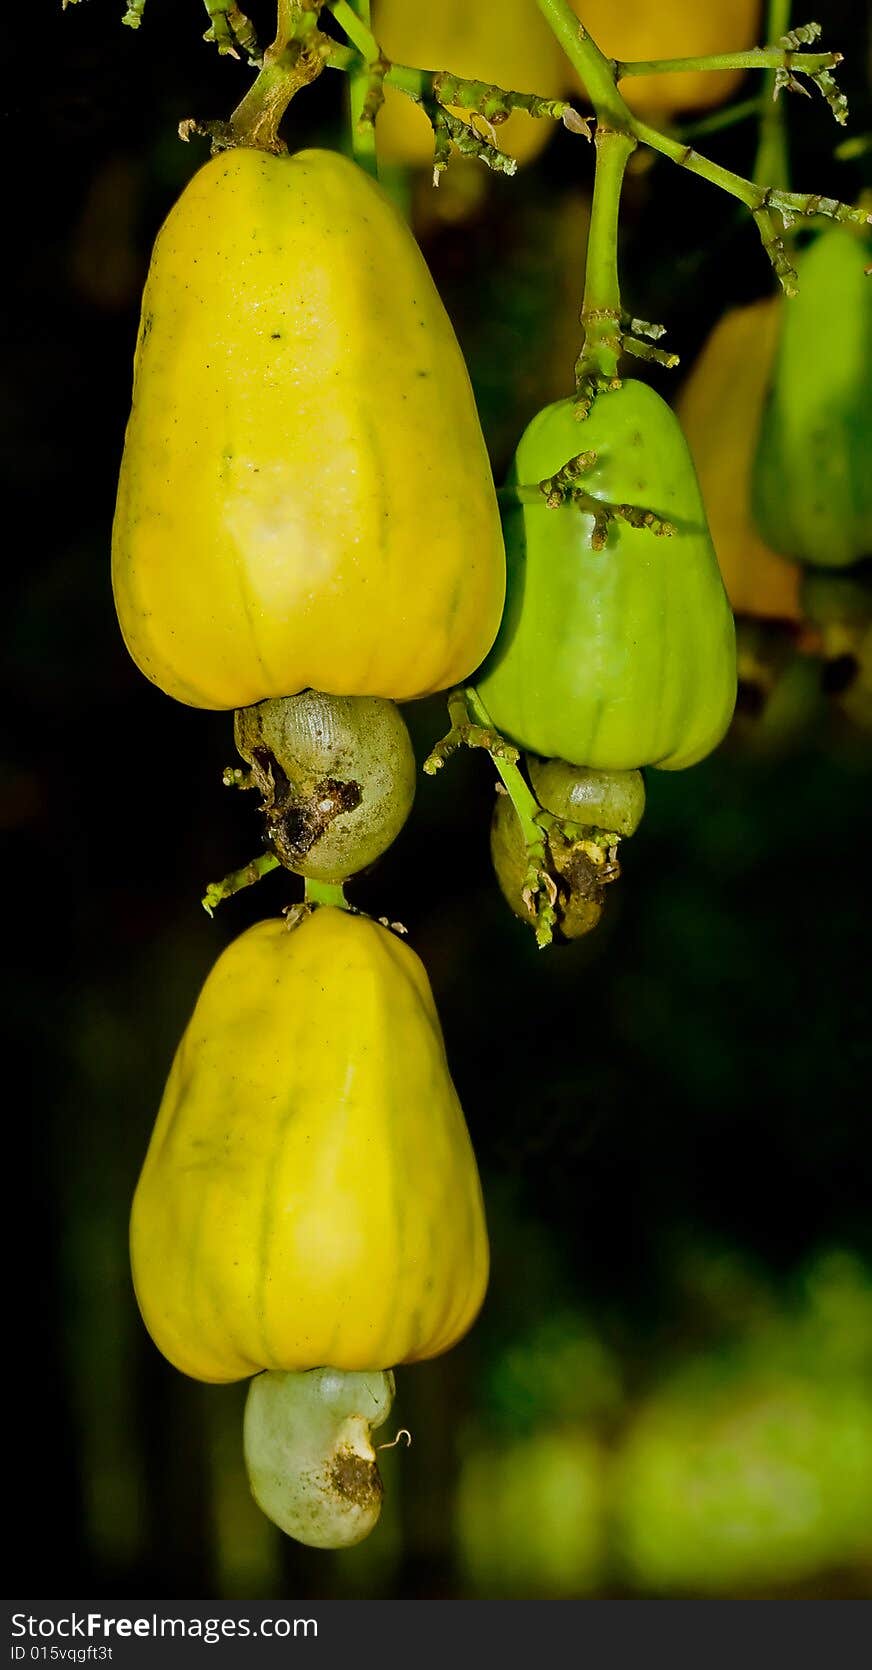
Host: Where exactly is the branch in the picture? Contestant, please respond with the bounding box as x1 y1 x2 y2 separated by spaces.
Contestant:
69 0 867 296
327 0 588 176
423 688 520 772
344 0 380 178
499 453 676 549
534 0 629 126
616 37 845 128
185 0 330 153
424 690 559 949
201 852 279 916
202 1 260 64
614 47 839 76
303 877 349 909
574 128 635 397
633 121 871 292
535 0 866 295
775 22 849 124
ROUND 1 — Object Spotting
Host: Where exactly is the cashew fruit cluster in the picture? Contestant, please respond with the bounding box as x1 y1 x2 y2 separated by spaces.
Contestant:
115 22 758 1549
474 384 735 940
117 146 501 1547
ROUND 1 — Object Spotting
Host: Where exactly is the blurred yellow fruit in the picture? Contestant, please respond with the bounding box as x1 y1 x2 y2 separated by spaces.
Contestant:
677 297 801 623
566 0 762 117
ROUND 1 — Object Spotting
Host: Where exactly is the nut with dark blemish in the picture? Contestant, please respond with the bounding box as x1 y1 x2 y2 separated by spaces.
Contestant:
330 1446 384 1510
234 690 416 883
244 1366 396 1549
490 789 626 943
488 755 642 943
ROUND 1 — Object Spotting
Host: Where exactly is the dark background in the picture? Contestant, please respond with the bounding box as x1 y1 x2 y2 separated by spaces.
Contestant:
5 0 872 1599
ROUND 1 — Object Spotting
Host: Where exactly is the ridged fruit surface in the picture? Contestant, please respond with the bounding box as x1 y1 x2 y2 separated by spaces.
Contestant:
130 909 489 1382
476 386 736 771
112 148 504 708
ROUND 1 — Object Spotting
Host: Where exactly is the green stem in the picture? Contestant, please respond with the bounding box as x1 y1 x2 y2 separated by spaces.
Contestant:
534 0 630 126
630 123 856 222
753 0 793 192
330 0 379 63
326 6 580 178
616 46 837 79
345 0 379 178
275 0 302 35
633 121 768 207
577 127 636 394
380 61 428 100
465 690 537 820
325 42 432 102
304 877 349 909
535 0 864 293
629 118 868 290
201 852 280 917
330 4 564 115
202 0 260 61
224 0 327 151
325 44 576 134
464 689 557 949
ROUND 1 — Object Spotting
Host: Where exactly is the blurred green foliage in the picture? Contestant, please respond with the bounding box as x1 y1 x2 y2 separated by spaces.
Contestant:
460 1247 872 1596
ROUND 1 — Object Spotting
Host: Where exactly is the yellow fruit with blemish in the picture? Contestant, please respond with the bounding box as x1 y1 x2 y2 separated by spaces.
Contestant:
112 148 504 708
130 908 489 1383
